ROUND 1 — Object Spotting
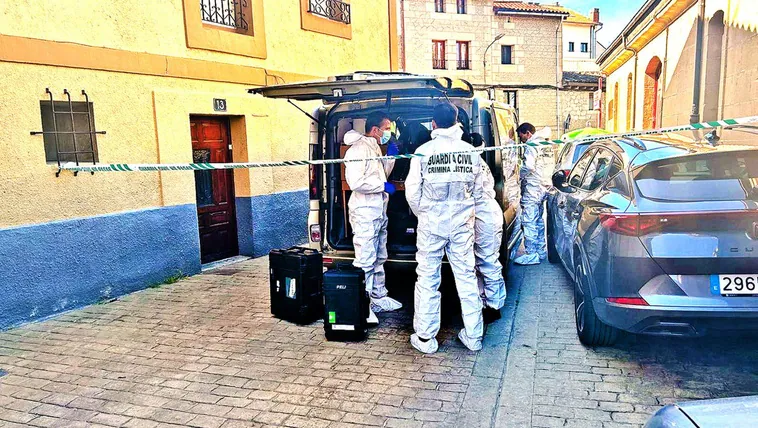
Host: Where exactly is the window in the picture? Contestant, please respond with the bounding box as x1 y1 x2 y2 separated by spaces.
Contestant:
435 0 444 13
457 0 466 14
501 45 513 65
569 149 596 188
456 41 470 69
504 90 517 110
308 0 351 25
433 40 446 69
588 92 594 111
581 42 589 53
182 0 266 58
580 150 619 192
200 0 250 31
39 97 99 165
568 42 575 52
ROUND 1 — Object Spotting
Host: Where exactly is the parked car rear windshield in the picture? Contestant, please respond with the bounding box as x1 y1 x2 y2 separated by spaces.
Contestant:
635 150 758 201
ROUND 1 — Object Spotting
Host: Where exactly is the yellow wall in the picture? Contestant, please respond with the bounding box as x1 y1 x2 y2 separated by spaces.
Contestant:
0 0 397 228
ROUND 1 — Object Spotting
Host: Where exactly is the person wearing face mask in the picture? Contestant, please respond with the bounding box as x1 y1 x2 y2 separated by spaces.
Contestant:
513 122 549 266
343 111 403 321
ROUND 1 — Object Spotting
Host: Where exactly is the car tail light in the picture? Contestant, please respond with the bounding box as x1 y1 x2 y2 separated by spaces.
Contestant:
606 297 649 306
600 211 757 236
309 224 322 242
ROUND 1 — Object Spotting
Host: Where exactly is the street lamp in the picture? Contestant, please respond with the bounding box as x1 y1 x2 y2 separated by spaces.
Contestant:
483 33 505 87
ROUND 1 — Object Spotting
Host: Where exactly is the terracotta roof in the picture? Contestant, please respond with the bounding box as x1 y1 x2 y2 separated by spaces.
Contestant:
547 5 597 24
493 2 569 15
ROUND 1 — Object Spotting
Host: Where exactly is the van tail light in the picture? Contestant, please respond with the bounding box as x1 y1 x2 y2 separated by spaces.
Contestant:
322 258 333 265
606 297 649 306
309 224 322 242
309 165 321 200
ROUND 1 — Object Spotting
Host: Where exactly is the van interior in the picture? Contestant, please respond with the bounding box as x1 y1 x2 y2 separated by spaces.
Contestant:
324 98 475 256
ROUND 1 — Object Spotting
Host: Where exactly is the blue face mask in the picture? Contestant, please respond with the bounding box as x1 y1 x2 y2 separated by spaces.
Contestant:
380 130 392 145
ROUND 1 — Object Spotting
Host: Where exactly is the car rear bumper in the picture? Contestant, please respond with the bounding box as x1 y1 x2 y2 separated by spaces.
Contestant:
594 298 758 336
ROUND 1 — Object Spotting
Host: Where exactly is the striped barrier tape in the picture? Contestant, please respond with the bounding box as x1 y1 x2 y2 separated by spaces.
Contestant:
58 115 758 173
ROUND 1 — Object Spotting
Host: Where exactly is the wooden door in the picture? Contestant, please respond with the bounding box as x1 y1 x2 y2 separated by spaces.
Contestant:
191 117 238 264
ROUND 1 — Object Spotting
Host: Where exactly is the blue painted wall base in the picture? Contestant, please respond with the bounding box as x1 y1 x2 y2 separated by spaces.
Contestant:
236 189 309 257
0 204 201 330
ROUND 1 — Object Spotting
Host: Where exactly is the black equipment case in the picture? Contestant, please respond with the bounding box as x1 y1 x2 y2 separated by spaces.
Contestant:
323 263 368 341
269 247 323 324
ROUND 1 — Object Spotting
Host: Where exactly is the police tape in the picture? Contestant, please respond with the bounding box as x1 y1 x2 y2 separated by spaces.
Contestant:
58 115 758 173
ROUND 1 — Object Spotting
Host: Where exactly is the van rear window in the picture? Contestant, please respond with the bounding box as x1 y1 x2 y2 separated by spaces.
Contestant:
635 151 758 201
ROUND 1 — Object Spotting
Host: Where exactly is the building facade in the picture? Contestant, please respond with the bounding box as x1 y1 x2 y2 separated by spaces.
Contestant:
598 0 758 144
558 7 605 73
0 0 399 329
398 0 603 134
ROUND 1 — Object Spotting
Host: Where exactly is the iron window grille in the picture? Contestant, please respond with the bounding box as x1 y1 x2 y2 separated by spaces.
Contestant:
433 59 447 70
457 41 470 69
457 59 470 70
308 0 351 25
31 89 105 175
435 0 444 13
200 0 249 31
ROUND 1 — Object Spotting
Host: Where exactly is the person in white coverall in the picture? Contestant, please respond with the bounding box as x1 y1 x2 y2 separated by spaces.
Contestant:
405 103 484 354
474 161 506 323
344 111 403 321
514 122 548 265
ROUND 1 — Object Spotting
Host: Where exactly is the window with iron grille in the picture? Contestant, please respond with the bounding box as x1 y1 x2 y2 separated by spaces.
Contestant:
33 89 103 167
456 41 470 70
501 45 513 65
308 0 351 25
457 0 466 14
435 0 445 13
200 0 249 31
433 40 446 69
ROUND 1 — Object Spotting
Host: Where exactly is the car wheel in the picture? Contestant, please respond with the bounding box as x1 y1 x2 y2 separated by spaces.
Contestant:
574 262 618 346
546 213 560 264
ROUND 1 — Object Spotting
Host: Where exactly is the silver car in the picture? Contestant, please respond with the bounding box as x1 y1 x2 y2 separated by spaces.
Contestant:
547 136 758 346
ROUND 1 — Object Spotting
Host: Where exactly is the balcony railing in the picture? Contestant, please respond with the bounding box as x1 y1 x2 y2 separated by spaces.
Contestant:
432 59 447 70
200 0 249 31
457 59 471 70
308 0 351 25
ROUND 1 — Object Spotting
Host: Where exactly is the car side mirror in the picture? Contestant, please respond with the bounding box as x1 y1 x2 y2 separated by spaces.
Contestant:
552 170 572 192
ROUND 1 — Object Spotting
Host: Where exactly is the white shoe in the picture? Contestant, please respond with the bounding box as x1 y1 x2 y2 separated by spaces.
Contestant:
366 309 379 327
458 329 482 352
410 334 438 354
371 296 403 313
514 253 541 266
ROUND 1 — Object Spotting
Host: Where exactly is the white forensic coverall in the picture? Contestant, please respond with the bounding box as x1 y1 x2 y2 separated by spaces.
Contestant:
514 132 549 265
474 162 506 309
406 125 484 346
344 130 395 301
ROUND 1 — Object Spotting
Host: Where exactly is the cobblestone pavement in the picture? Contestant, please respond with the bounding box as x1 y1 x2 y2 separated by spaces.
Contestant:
1 258 757 428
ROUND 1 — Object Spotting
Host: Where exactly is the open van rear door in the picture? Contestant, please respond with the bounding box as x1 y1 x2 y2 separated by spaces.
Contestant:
489 102 521 229
249 72 474 102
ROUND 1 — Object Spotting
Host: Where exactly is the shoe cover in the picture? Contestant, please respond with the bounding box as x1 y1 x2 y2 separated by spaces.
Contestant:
410 333 439 354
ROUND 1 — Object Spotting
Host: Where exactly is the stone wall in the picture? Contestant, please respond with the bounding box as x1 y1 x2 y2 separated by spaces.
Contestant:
561 89 600 131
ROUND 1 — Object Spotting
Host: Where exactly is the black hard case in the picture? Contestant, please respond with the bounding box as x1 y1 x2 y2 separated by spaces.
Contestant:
322 263 369 342
269 247 323 325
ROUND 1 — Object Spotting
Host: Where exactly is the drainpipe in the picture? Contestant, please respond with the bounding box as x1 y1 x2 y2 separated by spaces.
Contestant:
690 0 706 124
623 35 638 129
556 19 561 134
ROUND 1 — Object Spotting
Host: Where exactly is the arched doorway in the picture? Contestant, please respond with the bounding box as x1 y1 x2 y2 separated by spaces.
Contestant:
643 57 662 129
626 73 633 130
703 10 725 122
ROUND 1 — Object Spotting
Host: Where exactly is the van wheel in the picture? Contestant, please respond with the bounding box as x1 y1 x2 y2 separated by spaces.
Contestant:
546 214 560 264
574 263 618 346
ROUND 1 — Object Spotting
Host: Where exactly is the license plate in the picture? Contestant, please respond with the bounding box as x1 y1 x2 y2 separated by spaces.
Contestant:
711 274 758 296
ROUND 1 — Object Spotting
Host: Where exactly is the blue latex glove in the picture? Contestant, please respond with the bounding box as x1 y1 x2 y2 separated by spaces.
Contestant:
384 182 396 195
386 143 400 157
